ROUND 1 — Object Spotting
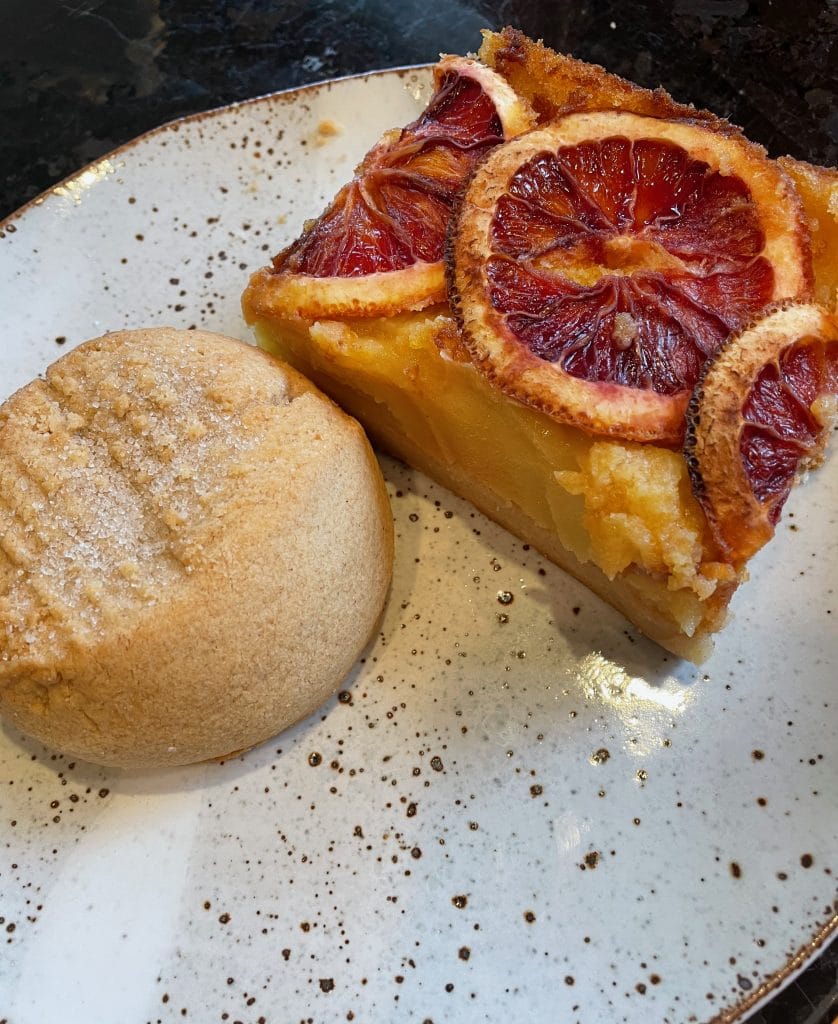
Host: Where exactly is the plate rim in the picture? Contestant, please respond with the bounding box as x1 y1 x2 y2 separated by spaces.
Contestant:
0 62 433 235
711 921 836 1024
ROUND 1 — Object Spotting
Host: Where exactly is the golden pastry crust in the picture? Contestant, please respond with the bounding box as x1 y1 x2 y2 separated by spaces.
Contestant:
778 156 838 310
0 328 394 767
479 26 729 129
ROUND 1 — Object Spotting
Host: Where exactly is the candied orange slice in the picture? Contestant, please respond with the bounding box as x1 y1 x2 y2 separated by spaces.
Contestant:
685 302 837 564
244 57 535 321
449 111 813 444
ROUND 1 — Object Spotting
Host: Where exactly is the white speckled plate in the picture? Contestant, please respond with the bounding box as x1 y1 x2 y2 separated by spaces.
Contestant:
1 68 836 1024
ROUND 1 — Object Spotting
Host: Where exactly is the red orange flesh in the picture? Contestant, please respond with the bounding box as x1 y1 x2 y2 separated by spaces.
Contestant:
450 112 812 444
242 57 535 321
685 302 838 563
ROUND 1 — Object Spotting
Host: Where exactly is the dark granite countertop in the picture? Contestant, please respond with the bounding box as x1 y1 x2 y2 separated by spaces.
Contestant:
0 2 836 1021
1 0 836 217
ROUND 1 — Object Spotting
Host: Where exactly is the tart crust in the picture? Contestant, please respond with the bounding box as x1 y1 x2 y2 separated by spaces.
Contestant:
241 28 836 661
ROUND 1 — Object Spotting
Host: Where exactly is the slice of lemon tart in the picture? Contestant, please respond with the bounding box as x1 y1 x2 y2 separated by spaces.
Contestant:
242 29 838 661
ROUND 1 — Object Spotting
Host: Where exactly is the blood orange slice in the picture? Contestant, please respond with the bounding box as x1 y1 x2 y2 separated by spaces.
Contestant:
244 57 535 321
684 303 837 564
449 111 813 445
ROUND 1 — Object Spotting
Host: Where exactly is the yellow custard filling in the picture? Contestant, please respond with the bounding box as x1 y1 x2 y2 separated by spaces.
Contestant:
250 307 738 656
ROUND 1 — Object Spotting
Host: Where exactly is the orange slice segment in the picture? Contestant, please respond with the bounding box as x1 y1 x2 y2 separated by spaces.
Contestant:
449 111 813 445
243 57 535 321
685 302 838 564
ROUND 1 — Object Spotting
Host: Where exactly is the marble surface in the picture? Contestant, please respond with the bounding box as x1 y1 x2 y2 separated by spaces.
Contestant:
0 2 836 1022
1 0 836 218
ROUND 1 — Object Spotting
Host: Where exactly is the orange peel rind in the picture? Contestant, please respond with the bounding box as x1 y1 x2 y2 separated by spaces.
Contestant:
243 55 536 323
448 111 813 445
684 301 838 564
